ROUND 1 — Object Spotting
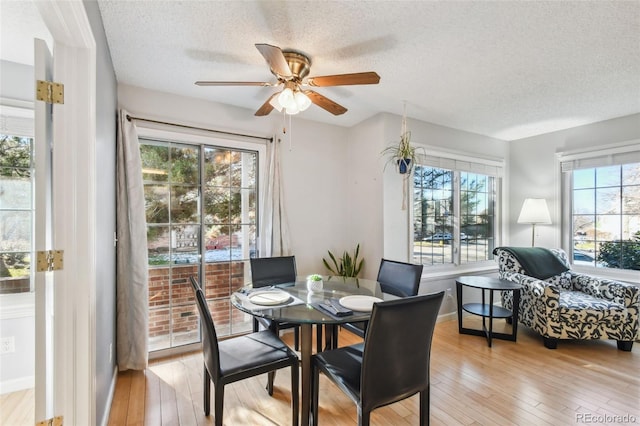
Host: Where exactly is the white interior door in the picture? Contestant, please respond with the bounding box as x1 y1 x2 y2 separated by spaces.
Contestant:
33 37 55 424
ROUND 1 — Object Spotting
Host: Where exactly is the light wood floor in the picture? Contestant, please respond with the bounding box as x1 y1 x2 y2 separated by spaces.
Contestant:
108 317 640 426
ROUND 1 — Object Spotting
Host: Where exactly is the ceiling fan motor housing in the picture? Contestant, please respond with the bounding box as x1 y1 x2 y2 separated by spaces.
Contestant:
281 51 311 81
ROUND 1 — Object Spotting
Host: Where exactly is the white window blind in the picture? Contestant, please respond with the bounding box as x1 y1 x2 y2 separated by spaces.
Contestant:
559 140 640 172
417 148 504 177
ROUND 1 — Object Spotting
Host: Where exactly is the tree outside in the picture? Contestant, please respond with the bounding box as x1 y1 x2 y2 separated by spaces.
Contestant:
0 134 33 291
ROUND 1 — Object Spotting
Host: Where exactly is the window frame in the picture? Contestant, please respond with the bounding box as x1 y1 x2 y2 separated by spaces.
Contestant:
557 139 640 283
410 146 505 277
0 104 35 300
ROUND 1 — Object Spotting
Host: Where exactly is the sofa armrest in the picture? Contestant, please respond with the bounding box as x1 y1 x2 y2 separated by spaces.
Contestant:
500 271 560 299
570 272 640 308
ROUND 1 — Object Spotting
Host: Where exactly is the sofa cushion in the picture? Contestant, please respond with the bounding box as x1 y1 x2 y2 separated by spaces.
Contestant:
559 291 627 326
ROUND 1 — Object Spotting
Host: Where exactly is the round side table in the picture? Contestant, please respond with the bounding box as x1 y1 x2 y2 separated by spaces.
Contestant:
456 276 521 347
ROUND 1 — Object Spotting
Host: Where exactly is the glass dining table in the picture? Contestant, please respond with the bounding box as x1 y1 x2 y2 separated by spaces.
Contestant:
231 276 382 426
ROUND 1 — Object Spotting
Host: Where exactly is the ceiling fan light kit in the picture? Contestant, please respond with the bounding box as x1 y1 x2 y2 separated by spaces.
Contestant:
196 43 380 117
268 81 312 115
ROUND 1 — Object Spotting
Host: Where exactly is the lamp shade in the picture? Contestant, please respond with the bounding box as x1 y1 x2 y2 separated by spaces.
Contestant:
517 198 551 224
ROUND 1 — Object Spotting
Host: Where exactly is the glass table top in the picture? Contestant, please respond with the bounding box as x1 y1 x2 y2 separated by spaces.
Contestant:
231 276 382 325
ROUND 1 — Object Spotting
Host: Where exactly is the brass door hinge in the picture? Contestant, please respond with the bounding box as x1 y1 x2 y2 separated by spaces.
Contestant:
36 80 64 104
36 415 63 426
37 250 64 272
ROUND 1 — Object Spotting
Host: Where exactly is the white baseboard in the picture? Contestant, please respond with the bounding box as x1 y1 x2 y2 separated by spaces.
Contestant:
99 365 119 426
0 375 34 395
437 311 457 323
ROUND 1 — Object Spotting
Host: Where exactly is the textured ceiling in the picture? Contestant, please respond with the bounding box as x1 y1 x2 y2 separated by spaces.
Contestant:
0 1 52 66
4 1 640 141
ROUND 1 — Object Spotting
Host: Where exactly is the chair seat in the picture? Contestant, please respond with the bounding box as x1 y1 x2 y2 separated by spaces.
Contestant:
314 343 364 401
219 330 297 378
559 291 628 324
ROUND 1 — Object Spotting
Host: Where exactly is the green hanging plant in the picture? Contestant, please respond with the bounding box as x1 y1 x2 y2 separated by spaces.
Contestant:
322 243 365 277
381 130 420 174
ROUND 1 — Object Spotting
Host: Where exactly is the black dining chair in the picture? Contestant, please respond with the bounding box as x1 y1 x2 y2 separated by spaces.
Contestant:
189 276 299 426
312 291 444 426
250 256 301 349
340 258 423 340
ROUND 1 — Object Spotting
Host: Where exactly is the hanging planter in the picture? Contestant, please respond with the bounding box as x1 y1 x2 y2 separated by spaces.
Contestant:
397 158 412 174
381 101 424 175
381 130 418 174
381 103 425 209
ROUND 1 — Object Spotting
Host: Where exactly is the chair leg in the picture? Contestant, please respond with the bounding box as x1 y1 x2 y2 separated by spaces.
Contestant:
357 406 370 426
265 322 279 394
311 364 320 426
543 337 558 349
617 340 634 351
203 365 211 416
214 383 225 426
267 371 275 396
419 387 430 426
291 363 299 426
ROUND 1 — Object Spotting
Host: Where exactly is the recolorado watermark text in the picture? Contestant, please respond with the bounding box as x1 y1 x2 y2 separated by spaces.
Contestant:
576 413 638 424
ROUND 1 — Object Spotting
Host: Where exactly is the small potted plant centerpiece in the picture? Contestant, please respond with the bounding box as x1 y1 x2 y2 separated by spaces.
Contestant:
306 274 324 292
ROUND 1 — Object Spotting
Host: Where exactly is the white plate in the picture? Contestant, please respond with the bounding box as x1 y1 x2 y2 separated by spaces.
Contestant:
248 290 291 306
338 295 383 312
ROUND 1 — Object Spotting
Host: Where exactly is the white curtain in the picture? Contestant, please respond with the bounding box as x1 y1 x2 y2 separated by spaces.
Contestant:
116 109 149 370
260 138 291 257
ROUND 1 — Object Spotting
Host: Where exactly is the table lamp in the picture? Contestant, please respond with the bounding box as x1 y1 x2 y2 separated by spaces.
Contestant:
517 198 551 246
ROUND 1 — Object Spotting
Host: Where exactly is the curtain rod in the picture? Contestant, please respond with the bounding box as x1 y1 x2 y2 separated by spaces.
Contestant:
126 114 273 143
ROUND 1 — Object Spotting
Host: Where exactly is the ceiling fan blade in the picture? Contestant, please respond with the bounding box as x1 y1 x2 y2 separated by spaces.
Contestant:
195 81 271 86
307 71 380 87
255 43 293 78
304 90 347 115
254 93 278 116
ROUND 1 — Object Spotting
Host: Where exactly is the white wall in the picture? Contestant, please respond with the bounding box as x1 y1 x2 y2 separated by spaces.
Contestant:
508 113 640 249
345 115 387 279
83 1 118 424
117 84 350 276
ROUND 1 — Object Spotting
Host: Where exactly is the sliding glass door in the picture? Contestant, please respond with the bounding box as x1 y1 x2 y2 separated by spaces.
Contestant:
140 138 257 353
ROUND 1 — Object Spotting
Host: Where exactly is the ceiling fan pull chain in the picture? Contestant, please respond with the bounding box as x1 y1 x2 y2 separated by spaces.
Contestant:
289 114 293 151
282 109 287 134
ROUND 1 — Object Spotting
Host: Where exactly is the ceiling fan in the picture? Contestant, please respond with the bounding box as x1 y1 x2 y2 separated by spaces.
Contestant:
195 43 380 116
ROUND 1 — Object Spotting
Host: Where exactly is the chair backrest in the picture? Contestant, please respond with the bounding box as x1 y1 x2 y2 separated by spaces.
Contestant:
376 258 423 297
189 276 221 381
361 291 444 413
250 256 297 288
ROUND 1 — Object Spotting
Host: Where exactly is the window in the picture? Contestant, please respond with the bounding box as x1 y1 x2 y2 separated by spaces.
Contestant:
569 162 640 270
412 153 501 267
0 134 34 294
140 136 259 352
560 142 640 271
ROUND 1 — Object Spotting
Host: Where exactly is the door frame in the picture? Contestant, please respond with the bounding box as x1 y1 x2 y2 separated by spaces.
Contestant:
34 2 96 425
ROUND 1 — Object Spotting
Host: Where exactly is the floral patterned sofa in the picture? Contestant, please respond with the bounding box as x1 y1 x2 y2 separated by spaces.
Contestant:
494 247 639 351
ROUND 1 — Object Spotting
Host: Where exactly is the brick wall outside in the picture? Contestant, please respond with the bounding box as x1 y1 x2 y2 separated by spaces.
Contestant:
0 277 30 294
148 261 245 340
